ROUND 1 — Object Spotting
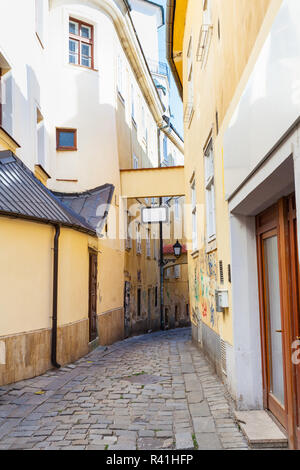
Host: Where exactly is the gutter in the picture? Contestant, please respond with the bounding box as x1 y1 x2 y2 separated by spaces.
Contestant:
166 0 183 98
51 224 61 369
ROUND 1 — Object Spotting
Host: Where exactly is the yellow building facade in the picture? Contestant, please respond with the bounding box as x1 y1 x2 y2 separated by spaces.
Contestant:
167 0 300 449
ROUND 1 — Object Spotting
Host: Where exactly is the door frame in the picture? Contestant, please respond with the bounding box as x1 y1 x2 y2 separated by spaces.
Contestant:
88 249 98 343
256 208 288 429
256 196 299 448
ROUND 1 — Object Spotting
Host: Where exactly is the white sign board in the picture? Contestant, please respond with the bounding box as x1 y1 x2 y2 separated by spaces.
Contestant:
141 206 169 224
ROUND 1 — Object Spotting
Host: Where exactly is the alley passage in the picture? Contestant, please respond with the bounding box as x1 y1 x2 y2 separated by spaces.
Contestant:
0 329 247 450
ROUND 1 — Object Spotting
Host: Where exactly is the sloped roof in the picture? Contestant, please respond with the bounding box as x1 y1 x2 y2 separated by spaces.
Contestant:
54 184 114 235
0 150 96 235
163 243 187 255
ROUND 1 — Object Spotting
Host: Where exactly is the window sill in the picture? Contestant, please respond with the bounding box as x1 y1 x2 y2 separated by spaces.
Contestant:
187 108 195 129
35 32 44 49
56 147 77 152
206 237 217 253
68 63 98 73
117 90 125 106
191 249 199 259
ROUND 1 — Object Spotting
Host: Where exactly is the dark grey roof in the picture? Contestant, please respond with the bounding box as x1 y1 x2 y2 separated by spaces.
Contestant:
54 184 114 235
0 150 96 235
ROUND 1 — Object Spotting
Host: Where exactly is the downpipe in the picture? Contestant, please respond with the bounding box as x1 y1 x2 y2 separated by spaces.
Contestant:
51 224 61 369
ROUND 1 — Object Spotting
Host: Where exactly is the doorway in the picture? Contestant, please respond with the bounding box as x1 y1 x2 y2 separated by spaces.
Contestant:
88 250 98 342
257 194 300 446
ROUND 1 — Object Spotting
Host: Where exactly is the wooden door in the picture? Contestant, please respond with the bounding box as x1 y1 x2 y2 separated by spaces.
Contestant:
88 251 98 342
257 205 288 429
286 194 300 447
124 281 131 338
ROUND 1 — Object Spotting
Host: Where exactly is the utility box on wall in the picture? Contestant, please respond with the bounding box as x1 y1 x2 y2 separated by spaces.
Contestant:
215 290 229 312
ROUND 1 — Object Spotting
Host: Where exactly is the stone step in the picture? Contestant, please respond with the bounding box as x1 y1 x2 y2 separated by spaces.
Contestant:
234 410 288 449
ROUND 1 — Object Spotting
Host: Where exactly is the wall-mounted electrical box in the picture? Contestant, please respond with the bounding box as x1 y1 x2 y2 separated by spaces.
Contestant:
215 289 229 312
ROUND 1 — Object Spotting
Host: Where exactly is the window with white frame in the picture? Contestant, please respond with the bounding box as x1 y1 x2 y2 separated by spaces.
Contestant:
36 107 45 167
35 0 45 46
197 0 213 64
204 139 216 240
131 84 135 121
125 210 132 250
165 267 172 279
133 154 138 169
191 180 198 251
184 36 194 123
146 228 151 258
153 237 157 260
174 198 180 220
136 222 141 254
117 54 124 98
174 265 181 279
203 0 212 25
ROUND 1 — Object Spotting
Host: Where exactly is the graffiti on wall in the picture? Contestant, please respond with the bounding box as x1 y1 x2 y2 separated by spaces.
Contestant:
192 250 218 328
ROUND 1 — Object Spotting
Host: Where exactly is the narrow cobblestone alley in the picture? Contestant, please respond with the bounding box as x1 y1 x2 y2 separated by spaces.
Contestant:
0 328 248 450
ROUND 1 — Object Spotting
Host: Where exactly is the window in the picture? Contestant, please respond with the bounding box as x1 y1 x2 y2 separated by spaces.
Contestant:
35 0 45 47
36 107 45 166
184 36 194 123
174 265 181 279
117 55 124 98
204 139 216 240
153 237 158 260
197 0 213 64
0 64 13 134
131 84 135 121
133 154 138 169
203 0 212 25
125 210 132 250
191 180 198 251
136 223 141 254
165 267 172 279
163 135 168 161
69 18 93 68
146 228 151 258
56 128 77 151
155 286 158 307
137 288 141 317
174 198 180 220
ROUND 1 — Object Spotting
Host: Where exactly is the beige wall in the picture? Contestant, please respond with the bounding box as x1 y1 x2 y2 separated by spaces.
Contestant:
0 217 53 336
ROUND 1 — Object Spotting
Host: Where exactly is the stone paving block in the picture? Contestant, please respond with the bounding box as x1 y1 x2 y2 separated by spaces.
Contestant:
192 416 216 433
175 432 194 450
189 401 210 417
195 433 222 450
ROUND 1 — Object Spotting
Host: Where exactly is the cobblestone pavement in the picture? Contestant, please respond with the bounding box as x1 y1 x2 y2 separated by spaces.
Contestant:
0 328 248 450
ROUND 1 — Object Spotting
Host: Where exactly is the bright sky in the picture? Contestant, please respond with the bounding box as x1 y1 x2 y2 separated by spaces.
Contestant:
155 0 184 139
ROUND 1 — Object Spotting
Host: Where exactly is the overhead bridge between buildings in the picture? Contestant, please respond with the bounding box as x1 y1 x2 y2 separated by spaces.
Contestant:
120 166 185 199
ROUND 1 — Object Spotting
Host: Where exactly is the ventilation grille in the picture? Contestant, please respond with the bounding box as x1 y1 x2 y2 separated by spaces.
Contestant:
219 260 224 284
220 339 227 376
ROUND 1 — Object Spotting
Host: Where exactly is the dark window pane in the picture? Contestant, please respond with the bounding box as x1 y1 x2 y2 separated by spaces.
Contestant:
59 131 75 148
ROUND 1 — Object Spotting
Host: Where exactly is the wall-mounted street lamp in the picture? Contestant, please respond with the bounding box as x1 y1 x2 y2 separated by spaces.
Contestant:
173 240 182 258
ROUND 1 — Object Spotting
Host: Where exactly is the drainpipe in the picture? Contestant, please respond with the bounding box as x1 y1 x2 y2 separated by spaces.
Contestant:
51 224 61 368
